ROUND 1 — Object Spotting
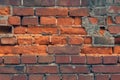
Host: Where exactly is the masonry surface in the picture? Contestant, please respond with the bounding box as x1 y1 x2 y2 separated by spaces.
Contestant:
0 0 120 80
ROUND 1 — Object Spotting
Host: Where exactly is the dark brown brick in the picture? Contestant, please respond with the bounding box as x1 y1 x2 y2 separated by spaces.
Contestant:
71 56 86 64
22 17 38 25
46 75 61 80
62 74 77 80
36 8 68 16
38 56 54 63
13 74 27 80
21 55 37 64
23 0 55 6
48 46 80 55
92 65 120 73
69 8 89 16
111 74 120 80
0 0 21 6
60 65 89 73
0 65 24 73
29 75 43 80
103 56 118 64
55 56 70 64
4 55 20 64
56 0 80 7
87 56 102 64
13 7 34 16
95 74 110 80
27 65 58 74
79 74 93 80
0 74 12 80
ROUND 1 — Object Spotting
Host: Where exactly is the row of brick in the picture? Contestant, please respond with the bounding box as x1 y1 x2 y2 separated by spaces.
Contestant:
0 0 119 6
0 45 120 54
1 55 120 64
1 74 120 80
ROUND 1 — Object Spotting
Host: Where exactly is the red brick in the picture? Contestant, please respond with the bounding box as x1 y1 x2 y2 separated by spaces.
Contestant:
107 16 113 25
57 17 73 26
60 27 87 35
88 17 98 24
17 37 33 45
115 16 120 24
62 75 77 80
57 0 80 7
79 75 93 80
38 56 54 63
48 46 80 55
1 37 16 45
92 65 120 73
27 27 58 34
36 8 68 16
103 56 118 64
40 17 56 25
22 17 38 25
13 45 47 55
0 65 25 73
13 7 34 16
0 6 10 15
84 37 92 44
0 46 13 54
34 36 49 45
21 55 37 64
14 26 27 34
56 56 70 64
108 6 120 13
114 46 120 54
4 55 20 64
13 74 27 80
27 65 58 73
96 74 109 80
60 65 89 73
51 36 67 44
108 26 120 34
68 36 84 45
69 8 89 16
0 74 12 80
74 17 82 25
87 56 102 64
8 16 20 25
46 75 61 80
111 74 120 80
81 46 113 54
71 56 86 64
29 75 43 80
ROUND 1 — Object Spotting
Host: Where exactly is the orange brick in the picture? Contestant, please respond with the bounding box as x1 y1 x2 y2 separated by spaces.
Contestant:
57 17 73 26
114 46 120 54
81 46 113 54
84 37 92 44
68 36 84 45
60 27 87 35
1 37 16 45
0 6 10 15
8 16 21 25
17 37 33 45
115 16 120 24
74 17 82 25
14 26 27 34
51 36 67 44
35 36 49 45
88 17 98 24
40 17 56 25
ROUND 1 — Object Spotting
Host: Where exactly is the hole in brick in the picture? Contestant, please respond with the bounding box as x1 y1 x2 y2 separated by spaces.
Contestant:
0 26 12 34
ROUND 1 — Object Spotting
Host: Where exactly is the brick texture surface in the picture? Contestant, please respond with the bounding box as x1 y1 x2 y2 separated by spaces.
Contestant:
0 0 120 80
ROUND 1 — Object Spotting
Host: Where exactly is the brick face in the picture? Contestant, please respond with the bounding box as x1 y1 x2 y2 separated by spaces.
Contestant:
0 0 120 80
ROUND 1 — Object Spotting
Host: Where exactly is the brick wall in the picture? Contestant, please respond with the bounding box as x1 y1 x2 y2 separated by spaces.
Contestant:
0 0 120 80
